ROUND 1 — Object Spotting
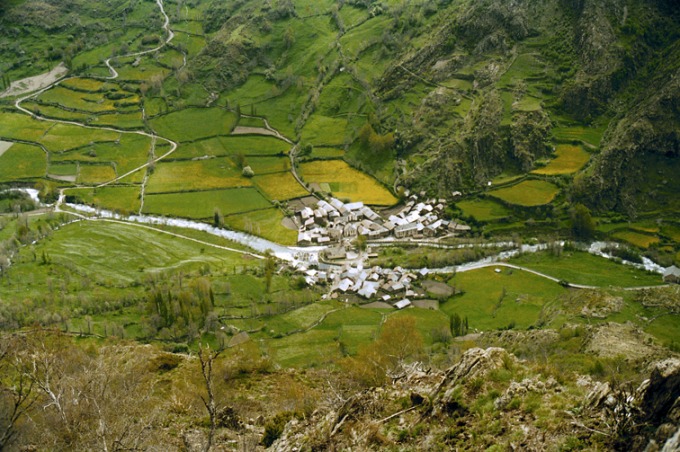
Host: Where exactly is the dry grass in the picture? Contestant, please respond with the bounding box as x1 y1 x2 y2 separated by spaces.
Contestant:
299 160 397 206
253 172 308 200
532 145 590 175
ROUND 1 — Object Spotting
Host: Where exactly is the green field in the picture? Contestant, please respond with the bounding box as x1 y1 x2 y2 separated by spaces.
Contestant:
149 108 237 142
60 77 107 92
299 160 397 205
143 188 271 218
34 220 253 285
223 208 298 245
457 198 511 222
253 172 308 201
532 144 590 175
553 124 607 148
78 164 116 184
246 156 291 174
612 230 661 249
0 143 47 180
221 135 291 156
146 159 250 193
37 86 119 113
510 251 663 287
0 112 52 142
40 124 120 152
444 267 567 331
66 186 141 213
300 114 348 146
489 180 560 207
51 134 152 178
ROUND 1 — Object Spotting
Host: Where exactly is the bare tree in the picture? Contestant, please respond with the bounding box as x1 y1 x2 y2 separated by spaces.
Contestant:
198 344 223 452
0 335 38 449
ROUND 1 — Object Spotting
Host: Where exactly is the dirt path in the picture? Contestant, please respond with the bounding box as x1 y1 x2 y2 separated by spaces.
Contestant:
0 62 69 98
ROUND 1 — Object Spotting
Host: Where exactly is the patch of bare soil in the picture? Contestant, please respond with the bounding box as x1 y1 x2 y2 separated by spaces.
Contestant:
1 62 68 98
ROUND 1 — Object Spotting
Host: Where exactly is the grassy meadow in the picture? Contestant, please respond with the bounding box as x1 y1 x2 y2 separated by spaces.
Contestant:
142 188 271 219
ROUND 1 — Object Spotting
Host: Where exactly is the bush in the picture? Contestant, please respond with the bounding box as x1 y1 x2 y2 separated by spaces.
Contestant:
262 412 296 447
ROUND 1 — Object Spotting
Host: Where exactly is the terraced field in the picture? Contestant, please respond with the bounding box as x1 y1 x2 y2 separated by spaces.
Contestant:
489 180 560 207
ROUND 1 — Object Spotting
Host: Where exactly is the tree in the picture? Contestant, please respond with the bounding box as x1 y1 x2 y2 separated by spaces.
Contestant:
198 344 222 452
570 203 595 240
344 316 424 386
264 252 276 293
213 208 223 228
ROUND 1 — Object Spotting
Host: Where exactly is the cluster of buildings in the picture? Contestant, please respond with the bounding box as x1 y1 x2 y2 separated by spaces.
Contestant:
299 262 429 309
294 195 470 247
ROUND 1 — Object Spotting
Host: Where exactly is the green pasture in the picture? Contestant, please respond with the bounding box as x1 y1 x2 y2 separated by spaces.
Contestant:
354 44 393 83
146 158 250 193
51 134 151 179
142 188 271 218
77 164 116 185
300 114 349 146
170 138 229 160
273 16 336 78
144 97 167 117
149 108 237 142
172 31 206 58
315 306 383 355
253 172 308 201
339 14 392 58
115 61 171 82
221 135 290 156
246 156 290 174
37 86 118 112
532 144 590 175
339 4 370 28
48 162 78 176
264 301 340 336
238 116 266 128
552 123 607 147
60 77 106 92
0 143 47 180
499 53 546 87
71 29 142 69
457 198 511 222
299 160 397 205
388 308 451 345
34 220 252 285
311 147 345 158
267 329 340 368
488 180 560 207
94 111 144 129
316 73 366 117
66 186 141 213
249 84 307 139
509 251 663 287
223 208 298 246
444 267 567 331
612 230 660 249
23 102 92 122
223 75 277 107
0 112 52 142
40 124 120 152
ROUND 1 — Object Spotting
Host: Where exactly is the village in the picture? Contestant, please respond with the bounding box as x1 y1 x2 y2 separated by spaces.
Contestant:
287 194 469 309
